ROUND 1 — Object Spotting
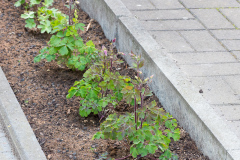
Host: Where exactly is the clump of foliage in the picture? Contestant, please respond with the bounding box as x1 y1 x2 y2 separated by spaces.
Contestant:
92 53 180 160
66 40 129 117
31 0 99 71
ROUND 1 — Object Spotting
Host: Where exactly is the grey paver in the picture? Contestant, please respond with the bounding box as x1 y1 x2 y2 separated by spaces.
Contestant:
191 9 234 29
225 121 240 139
180 31 226 51
132 10 194 20
221 40 240 51
121 0 155 10
180 0 240 8
190 76 240 104
220 9 240 28
211 30 240 40
149 0 184 9
170 52 237 64
180 63 240 76
140 19 204 31
149 31 194 52
212 105 240 121
223 75 240 94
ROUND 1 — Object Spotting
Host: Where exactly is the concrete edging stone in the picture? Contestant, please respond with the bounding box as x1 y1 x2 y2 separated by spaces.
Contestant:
79 0 240 159
0 67 46 160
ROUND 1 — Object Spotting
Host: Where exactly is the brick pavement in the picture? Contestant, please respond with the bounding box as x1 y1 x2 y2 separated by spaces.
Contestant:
120 0 240 138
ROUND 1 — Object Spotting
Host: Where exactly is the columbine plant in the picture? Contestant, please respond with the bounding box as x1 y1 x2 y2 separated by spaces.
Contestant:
33 1 100 71
93 53 180 160
15 0 68 33
66 40 129 117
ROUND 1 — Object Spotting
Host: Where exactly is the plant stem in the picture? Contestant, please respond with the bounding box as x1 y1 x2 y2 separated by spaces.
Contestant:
115 154 131 160
69 0 72 25
145 155 157 160
140 92 143 128
134 97 137 130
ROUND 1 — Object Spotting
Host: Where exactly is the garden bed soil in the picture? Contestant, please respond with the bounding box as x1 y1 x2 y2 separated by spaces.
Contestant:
0 0 209 159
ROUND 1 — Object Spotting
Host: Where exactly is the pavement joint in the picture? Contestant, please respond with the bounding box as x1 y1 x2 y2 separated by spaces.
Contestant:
178 31 197 51
141 18 196 21
217 9 238 29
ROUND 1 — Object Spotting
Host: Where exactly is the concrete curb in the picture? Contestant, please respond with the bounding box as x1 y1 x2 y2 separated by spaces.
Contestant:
0 67 47 160
79 0 240 159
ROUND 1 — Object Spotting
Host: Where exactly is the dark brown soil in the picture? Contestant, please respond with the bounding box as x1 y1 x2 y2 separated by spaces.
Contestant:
0 0 210 160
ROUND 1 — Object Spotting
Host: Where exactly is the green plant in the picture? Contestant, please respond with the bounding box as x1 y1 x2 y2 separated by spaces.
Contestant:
33 0 100 71
93 53 180 160
19 0 68 33
34 29 98 71
66 42 128 117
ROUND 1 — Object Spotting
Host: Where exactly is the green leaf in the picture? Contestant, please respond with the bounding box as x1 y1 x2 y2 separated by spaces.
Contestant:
25 19 36 29
48 47 58 55
34 55 42 63
75 40 83 47
130 147 138 158
37 20 51 33
14 0 25 7
89 89 98 99
56 31 65 37
50 36 62 46
75 23 85 31
44 0 54 7
45 54 56 62
146 144 158 154
93 132 102 140
86 40 95 47
30 0 41 6
99 81 107 87
21 11 35 19
139 60 144 68
66 88 77 99
59 46 68 55
78 65 86 71
98 99 108 108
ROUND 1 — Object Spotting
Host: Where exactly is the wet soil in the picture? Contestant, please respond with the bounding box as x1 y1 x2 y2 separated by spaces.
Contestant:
0 0 209 160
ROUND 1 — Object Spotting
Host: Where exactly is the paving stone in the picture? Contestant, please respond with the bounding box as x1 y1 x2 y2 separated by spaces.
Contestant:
212 105 240 121
180 31 226 51
140 19 204 31
149 0 184 9
223 75 240 94
191 9 234 29
221 40 240 51
211 30 240 40
121 0 155 10
170 52 237 64
132 10 194 20
149 31 194 52
180 63 240 76
224 121 240 139
180 0 240 8
220 9 240 28
190 76 240 104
